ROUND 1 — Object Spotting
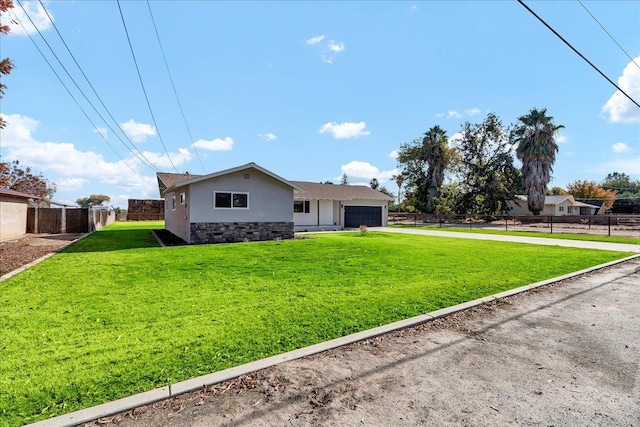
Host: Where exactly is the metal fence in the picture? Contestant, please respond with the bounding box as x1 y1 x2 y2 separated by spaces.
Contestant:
388 213 640 237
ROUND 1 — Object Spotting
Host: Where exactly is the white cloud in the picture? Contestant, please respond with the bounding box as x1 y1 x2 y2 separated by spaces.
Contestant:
339 160 398 183
3 0 53 36
388 149 399 159
259 133 277 142
327 41 345 53
612 142 632 153
410 5 418 11
141 148 192 169
448 131 463 148
465 108 481 116
306 35 325 45
120 119 156 143
56 177 87 192
447 110 462 119
602 156 640 177
556 133 568 144
94 127 108 139
434 113 445 118
602 56 640 123
192 137 233 151
319 121 370 139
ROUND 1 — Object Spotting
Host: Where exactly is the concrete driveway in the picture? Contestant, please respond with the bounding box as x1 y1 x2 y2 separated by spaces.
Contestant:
83 256 640 427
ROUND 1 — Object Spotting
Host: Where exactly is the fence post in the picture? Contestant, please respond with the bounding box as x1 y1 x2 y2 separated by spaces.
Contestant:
608 215 611 237
550 216 553 234
505 216 508 231
588 216 591 230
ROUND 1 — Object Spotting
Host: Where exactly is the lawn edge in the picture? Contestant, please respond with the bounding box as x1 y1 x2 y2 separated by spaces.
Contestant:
25 252 640 427
0 233 92 283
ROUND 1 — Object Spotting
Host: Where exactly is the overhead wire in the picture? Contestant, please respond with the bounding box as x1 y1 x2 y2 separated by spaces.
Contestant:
10 8 147 180
13 1 150 180
146 0 206 173
116 0 178 173
577 0 640 71
517 0 640 110
35 0 163 173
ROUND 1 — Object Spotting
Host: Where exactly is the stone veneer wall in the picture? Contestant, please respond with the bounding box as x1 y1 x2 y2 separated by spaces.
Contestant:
190 222 294 244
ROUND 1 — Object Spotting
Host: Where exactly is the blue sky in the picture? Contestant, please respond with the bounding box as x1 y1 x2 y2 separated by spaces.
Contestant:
1 1 639 208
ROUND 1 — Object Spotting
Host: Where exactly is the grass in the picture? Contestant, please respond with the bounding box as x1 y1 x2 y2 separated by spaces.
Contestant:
0 222 633 425
390 224 640 245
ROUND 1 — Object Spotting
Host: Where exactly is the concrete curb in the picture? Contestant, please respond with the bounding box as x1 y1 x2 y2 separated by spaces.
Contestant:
149 229 166 247
0 233 91 283
25 253 640 427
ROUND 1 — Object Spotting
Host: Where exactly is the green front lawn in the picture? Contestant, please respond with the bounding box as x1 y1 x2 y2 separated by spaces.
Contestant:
390 224 640 245
0 222 632 425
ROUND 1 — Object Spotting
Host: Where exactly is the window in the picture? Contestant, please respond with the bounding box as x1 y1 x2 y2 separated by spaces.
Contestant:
567 206 573 214
559 206 564 212
172 196 176 210
180 192 186 205
214 191 249 209
294 200 310 213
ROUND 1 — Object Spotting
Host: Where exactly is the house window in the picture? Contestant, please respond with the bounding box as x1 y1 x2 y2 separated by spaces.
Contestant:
559 206 564 212
172 196 176 210
214 191 249 209
567 206 573 214
294 200 310 213
180 192 186 205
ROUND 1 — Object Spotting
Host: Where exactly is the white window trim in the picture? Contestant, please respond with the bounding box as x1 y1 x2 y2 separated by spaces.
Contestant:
294 200 310 213
172 196 176 211
180 192 186 205
213 191 250 210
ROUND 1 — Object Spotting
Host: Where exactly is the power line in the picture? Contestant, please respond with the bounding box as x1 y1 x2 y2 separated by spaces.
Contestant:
36 0 163 173
147 0 206 173
116 0 178 172
577 0 640 71
517 0 640 110
11 8 147 181
15 0 160 173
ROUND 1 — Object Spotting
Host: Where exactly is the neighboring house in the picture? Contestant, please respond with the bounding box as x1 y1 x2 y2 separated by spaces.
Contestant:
0 188 40 241
291 181 393 231
507 195 602 216
159 163 304 244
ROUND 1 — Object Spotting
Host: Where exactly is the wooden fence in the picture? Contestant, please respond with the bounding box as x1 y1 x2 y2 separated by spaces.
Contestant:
27 207 114 234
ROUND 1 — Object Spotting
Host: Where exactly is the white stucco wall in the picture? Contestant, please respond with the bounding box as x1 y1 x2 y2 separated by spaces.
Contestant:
189 169 294 224
0 196 28 241
164 186 191 242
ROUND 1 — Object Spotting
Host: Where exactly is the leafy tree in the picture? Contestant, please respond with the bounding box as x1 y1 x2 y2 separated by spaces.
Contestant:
0 0 15 129
369 178 379 190
566 180 616 211
321 180 334 185
340 173 348 185
456 113 520 215
513 108 563 215
602 172 640 196
397 125 454 213
76 194 111 207
0 160 56 200
548 186 567 196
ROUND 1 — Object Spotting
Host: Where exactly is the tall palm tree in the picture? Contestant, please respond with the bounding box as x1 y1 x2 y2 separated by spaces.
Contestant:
422 126 449 213
514 108 564 215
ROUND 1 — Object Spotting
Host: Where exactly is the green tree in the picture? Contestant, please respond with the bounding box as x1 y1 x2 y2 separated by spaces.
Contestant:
76 194 111 207
397 125 453 213
340 173 348 185
566 180 616 211
369 178 379 190
456 113 520 215
0 160 56 200
602 172 640 196
548 186 567 196
513 108 563 215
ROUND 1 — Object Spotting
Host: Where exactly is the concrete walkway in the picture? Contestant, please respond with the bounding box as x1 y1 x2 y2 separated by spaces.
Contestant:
372 226 640 253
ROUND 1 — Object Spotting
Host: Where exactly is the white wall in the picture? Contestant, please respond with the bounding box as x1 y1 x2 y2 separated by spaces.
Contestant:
189 169 294 223
0 196 28 241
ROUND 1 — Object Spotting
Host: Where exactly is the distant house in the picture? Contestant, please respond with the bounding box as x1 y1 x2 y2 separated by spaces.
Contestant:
159 163 303 244
0 188 41 241
291 181 393 231
507 195 603 216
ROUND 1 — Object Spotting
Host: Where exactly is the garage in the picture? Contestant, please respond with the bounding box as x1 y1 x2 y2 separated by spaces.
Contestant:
344 206 382 228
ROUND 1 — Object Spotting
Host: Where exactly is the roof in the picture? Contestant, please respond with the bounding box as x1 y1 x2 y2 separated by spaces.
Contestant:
0 188 42 200
163 163 305 193
292 181 394 201
157 172 201 197
514 195 574 205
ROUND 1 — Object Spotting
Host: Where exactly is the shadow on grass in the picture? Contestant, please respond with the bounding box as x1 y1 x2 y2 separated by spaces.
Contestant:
61 229 160 253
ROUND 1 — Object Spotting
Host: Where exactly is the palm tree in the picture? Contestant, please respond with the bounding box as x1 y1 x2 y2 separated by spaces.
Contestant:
422 126 449 213
514 108 564 215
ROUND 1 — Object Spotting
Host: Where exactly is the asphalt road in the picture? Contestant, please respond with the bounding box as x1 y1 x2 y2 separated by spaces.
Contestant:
87 256 640 427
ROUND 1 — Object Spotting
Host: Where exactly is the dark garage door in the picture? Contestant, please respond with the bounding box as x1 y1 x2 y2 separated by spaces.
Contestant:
344 206 382 228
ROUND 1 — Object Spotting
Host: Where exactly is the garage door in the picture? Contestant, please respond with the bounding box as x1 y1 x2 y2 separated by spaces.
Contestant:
344 206 382 228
